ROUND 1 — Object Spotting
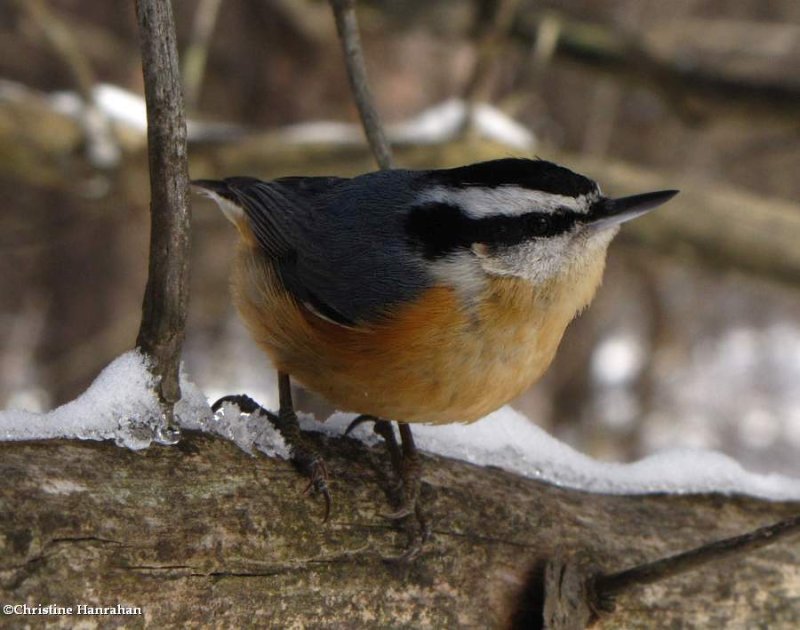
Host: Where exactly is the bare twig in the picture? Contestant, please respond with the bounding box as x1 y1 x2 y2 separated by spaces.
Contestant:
530 514 800 627
182 0 223 112
134 0 192 442
329 0 393 170
593 513 800 603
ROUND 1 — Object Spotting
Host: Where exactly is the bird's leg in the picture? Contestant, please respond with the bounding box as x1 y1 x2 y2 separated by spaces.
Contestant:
372 420 403 481
346 415 403 475
211 372 331 522
275 371 331 521
345 416 430 560
391 424 422 518
387 423 430 561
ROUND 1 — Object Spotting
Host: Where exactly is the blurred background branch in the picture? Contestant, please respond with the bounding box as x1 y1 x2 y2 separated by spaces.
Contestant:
181 0 222 113
11 0 120 168
461 0 521 133
511 11 800 122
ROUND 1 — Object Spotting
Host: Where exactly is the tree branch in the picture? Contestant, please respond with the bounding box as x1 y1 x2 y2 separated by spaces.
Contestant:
1 434 798 627
134 0 191 439
329 0 393 170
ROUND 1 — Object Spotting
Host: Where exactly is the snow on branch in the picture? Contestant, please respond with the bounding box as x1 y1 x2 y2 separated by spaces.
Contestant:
1 351 799 503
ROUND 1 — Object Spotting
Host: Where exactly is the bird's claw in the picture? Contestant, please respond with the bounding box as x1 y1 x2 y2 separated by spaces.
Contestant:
302 457 332 523
382 505 431 564
213 393 331 522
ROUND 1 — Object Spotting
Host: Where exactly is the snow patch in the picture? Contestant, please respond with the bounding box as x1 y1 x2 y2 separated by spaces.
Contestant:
186 400 290 460
46 84 534 150
591 334 644 386
280 98 536 150
412 407 800 500
49 83 241 142
0 350 288 459
0 350 176 450
299 407 800 502
390 99 535 150
2 353 799 502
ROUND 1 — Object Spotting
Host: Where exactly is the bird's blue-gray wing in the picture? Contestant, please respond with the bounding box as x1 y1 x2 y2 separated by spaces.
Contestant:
196 173 431 326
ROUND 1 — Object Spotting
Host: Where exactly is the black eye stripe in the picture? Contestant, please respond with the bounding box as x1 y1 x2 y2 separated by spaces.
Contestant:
405 202 464 259
405 202 579 260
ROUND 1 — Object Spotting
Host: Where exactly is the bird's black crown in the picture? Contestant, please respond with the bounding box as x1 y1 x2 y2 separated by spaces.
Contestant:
430 158 598 198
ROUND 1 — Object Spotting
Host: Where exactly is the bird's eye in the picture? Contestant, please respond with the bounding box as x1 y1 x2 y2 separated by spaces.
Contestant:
528 208 577 237
531 214 550 233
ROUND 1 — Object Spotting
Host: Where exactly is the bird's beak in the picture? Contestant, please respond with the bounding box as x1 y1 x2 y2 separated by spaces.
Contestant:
587 189 679 231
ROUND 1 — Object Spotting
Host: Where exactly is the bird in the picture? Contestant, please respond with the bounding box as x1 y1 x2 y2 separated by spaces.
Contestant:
193 157 677 555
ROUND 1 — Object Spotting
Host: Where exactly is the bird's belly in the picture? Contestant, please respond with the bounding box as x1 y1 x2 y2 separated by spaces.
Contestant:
236 260 580 424
309 286 568 423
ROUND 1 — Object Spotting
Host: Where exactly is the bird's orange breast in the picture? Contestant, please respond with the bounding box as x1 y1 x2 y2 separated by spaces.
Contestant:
232 246 604 424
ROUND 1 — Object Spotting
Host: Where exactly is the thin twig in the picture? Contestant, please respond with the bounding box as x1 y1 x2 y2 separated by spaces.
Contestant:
328 0 393 170
134 0 192 441
594 513 800 599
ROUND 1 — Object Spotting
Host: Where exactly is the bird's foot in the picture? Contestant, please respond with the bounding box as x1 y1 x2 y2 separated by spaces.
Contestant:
213 394 331 523
346 415 431 562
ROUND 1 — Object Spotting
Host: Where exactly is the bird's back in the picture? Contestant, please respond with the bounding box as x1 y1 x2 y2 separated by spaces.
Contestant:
196 170 433 327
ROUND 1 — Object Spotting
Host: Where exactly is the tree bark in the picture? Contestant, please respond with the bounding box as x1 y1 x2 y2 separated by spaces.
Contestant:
1 433 798 627
134 0 191 430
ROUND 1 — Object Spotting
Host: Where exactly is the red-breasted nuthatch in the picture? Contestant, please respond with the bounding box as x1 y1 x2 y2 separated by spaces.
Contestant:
194 158 677 537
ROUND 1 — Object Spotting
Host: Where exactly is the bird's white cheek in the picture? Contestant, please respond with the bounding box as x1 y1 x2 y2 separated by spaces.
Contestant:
477 237 571 284
560 226 617 273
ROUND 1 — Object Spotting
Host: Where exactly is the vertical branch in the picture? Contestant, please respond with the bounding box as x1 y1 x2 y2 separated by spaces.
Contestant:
134 0 191 439
329 0 393 170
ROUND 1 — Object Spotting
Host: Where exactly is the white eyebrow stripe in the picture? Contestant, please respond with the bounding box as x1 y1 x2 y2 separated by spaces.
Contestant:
417 186 600 218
